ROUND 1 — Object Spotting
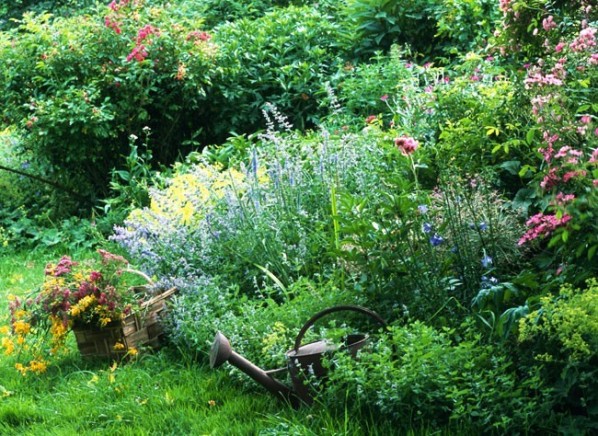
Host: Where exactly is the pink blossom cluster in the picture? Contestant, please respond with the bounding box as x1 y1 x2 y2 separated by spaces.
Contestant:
186 31 211 43
126 45 148 62
518 212 572 245
540 167 559 190
108 0 129 12
538 131 559 162
569 27 596 53
542 15 557 32
104 16 122 34
394 136 419 156
136 24 160 45
499 0 511 15
553 192 575 205
524 70 564 88
555 146 583 164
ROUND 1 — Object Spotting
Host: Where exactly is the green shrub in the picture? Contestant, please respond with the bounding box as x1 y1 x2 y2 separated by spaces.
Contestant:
0 1 216 213
518 279 598 432
323 321 551 433
341 0 499 60
207 6 352 139
0 0 96 30
322 323 549 433
333 47 436 132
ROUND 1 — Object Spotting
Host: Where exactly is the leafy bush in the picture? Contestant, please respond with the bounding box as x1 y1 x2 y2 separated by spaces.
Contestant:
517 279 598 432
0 0 95 30
206 6 351 139
323 322 551 433
341 0 499 59
0 1 216 213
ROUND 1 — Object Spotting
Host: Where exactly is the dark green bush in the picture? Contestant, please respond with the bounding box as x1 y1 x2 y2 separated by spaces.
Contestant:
0 0 96 30
341 0 499 60
206 6 352 140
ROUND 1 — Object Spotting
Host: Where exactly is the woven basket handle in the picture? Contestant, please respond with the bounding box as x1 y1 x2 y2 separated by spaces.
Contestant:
293 305 386 353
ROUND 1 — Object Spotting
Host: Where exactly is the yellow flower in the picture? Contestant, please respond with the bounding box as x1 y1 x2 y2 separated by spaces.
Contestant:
2 337 15 356
180 202 194 225
128 347 138 357
70 295 96 318
113 342 125 351
50 315 67 338
12 320 31 335
100 317 112 327
12 309 27 320
15 363 27 376
0 326 9 335
28 360 47 375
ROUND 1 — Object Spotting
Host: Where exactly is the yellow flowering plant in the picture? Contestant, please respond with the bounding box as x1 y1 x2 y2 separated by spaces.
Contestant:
1 249 146 375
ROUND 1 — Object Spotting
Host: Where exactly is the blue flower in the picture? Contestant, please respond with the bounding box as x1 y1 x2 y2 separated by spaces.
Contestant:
417 204 428 214
422 222 433 233
479 222 488 231
429 234 444 247
481 254 493 268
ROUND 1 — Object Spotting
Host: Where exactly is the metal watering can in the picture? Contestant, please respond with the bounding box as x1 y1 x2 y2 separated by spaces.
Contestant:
209 305 386 408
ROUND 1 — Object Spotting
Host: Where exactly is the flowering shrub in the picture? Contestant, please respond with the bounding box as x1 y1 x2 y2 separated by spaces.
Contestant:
512 9 598 277
0 250 144 375
0 1 216 212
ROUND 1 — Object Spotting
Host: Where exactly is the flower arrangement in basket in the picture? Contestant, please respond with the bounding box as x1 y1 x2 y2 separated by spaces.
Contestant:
1 249 175 375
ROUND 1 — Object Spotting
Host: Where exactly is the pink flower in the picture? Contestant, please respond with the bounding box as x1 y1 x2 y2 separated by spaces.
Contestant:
540 168 560 190
186 31 211 42
104 16 122 34
394 136 419 156
365 115 377 124
136 25 160 45
554 42 565 52
553 192 575 205
542 16 556 32
380 94 389 102
589 148 598 163
518 213 572 245
126 45 148 62
563 170 587 183
569 27 596 52
581 115 591 124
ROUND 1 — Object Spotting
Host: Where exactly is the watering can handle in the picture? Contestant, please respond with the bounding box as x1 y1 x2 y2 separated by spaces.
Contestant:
293 305 387 353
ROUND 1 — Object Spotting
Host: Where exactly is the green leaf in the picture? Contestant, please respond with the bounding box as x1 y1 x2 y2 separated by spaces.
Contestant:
525 128 536 145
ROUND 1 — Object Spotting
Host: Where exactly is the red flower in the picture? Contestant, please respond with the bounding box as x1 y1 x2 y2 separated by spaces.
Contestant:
394 136 419 156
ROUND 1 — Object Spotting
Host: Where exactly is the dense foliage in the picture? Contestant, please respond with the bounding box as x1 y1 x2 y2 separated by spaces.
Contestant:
1 0 597 434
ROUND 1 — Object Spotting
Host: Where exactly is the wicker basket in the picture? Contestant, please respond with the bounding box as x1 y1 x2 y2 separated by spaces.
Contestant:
73 287 177 359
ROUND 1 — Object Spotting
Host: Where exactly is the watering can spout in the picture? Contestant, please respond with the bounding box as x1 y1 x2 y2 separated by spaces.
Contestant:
209 332 301 408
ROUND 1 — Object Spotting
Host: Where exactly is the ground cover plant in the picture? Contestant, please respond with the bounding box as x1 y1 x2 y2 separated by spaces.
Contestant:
1 0 597 434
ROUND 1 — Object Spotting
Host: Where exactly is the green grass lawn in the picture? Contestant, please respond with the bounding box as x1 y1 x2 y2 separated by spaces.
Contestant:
0 251 401 435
